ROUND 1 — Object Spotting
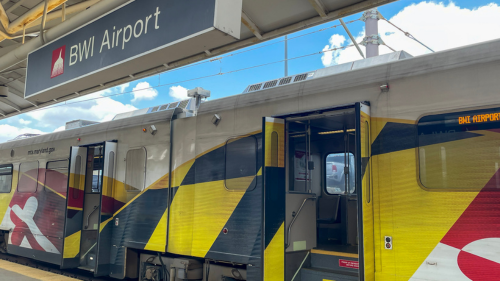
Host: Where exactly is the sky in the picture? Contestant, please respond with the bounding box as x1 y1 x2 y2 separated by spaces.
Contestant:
1 0 500 143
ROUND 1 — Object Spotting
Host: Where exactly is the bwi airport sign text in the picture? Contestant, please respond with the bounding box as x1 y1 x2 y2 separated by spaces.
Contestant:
25 0 241 102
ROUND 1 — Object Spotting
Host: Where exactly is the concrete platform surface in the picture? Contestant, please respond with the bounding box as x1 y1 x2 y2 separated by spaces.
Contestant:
0 259 79 281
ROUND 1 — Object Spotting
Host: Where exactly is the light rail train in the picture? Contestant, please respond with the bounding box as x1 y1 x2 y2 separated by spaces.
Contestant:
0 38 500 281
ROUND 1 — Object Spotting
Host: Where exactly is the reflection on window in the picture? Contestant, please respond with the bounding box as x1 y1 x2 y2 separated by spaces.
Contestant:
0 164 12 193
225 136 257 191
45 160 68 193
107 152 115 193
18 161 38 193
125 148 146 191
418 108 500 189
73 155 81 199
271 131 278 167
325 153 354 195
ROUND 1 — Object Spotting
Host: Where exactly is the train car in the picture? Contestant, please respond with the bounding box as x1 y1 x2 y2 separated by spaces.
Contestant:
0 37 499 281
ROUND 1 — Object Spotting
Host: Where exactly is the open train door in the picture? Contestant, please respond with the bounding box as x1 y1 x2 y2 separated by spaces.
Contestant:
356 102 374 280
262 117 286 281
61 146 87 269
95 141 117 277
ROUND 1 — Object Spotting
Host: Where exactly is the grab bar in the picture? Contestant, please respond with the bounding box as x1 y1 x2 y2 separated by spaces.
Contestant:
84 205 99 229
285 196 316 249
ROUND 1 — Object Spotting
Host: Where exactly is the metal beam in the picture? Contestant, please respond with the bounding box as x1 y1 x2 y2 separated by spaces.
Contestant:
6 0 28 13
241 12 263 40
308 0 328 18
0 97 20 112
339 19 364 58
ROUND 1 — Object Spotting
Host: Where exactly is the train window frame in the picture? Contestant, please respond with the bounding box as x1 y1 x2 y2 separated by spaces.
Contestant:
324 151 355 195
224 135 258 192
72 155 82 199
0 164 13 193
124 147 147 192
18 161 39 193
44 159 69 194
417 107 500 191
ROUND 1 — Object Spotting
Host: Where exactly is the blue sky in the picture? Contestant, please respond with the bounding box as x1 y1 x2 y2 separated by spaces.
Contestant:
2 0 500 141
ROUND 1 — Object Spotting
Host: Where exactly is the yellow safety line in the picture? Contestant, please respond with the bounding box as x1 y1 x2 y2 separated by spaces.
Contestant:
311 249 359 258
0 259 80 281
21 172 66 199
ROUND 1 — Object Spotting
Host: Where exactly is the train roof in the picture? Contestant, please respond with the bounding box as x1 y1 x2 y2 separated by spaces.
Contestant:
2 37 500 150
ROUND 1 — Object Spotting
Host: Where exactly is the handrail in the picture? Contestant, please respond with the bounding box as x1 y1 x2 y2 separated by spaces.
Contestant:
291 251 310 281
84 205 99 229
285 195 316 249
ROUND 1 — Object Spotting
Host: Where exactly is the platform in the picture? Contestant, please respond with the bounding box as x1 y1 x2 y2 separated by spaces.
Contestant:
0 259 79 281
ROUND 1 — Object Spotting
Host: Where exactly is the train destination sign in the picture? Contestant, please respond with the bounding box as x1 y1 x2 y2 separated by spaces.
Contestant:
25 0 242 102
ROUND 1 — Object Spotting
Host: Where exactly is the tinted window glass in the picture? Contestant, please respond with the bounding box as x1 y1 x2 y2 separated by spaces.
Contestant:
225 136 257 191
18 161 38 193
45 160 68 193
0 164 12 193
326 153 354 194
419 108 500 189
125 148 146 191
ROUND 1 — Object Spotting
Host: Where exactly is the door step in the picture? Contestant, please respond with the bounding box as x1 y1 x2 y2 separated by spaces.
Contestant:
300 267 358 281
310 249 359 275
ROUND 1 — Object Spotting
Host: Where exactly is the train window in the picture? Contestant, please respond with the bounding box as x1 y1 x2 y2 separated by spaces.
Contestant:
271 131 278 167
125 148 146 191
18 161 38 193
0 164 13 193
325 153 355 195
45 160 69 194
418 108 500 189
225 136 257 191
107 151 115 193
73 155 82 199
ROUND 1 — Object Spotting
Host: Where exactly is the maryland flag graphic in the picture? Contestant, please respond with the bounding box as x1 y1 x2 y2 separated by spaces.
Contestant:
411 171 500 281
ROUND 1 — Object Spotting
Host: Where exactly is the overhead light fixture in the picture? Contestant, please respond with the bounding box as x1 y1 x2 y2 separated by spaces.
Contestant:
290 134 306 138
0 86 8 98
318 129 355 135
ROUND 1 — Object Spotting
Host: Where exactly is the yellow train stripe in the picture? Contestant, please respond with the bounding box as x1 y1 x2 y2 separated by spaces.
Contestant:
144 208 169 252
264 222 284 281
63 231 81 259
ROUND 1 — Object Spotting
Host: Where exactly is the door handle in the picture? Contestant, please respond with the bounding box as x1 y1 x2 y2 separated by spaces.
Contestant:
84 205 99 229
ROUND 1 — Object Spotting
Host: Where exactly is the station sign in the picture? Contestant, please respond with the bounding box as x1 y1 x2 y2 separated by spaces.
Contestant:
25 0 242 101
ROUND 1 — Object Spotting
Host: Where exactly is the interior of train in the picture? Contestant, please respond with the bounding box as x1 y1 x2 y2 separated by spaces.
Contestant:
284 108 360 281
80 145 104 271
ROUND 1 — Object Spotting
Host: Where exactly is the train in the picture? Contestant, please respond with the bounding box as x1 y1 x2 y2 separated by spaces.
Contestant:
0 37 499 281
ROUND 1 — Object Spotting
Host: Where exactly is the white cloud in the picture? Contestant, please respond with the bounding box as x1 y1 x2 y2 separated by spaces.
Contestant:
0 124 47 143
322 2 500 67
53 126 65 132
132 82 158 102
18 119 31 125
169 85 188 101
321 34 347 67
26 85 137 129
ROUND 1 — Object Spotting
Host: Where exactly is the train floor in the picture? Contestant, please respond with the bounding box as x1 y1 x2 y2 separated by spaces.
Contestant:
0 259 80 281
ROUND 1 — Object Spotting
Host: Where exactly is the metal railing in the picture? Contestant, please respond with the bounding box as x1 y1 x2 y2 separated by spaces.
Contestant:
285 195 316 249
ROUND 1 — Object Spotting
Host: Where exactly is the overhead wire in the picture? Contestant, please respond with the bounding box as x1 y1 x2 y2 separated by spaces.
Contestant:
162 19 361 72
382 17 434 53
18 19 363 115
26 44 355 114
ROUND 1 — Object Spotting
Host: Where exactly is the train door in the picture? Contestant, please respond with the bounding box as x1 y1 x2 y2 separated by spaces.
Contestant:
61 146 87 269
281 102 373 280
95 141 117 276
262 117 286 281
61 142 117 276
